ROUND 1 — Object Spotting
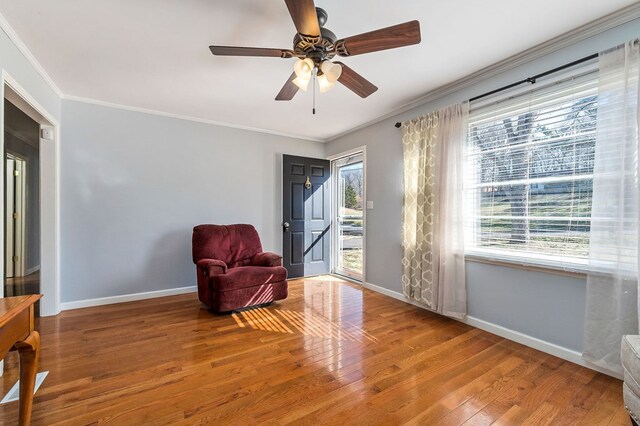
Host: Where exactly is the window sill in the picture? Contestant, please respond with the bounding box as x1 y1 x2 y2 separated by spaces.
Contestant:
464 253 588 279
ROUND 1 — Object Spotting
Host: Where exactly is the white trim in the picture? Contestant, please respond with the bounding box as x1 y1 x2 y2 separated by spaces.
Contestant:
327 145 368 161
363 281 426 308
362 280 621 379
326 3 640 142
3 73 58 126
462 316 621 380
25 265 40 276
2 71 60 316
60 286 197 311
63 95 325 143
0 12 63 98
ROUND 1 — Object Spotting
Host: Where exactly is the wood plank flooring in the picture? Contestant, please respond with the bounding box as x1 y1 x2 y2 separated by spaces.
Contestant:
0 276 629 425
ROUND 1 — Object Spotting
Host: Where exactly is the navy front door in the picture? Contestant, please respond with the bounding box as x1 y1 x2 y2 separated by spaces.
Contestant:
282 155 331 278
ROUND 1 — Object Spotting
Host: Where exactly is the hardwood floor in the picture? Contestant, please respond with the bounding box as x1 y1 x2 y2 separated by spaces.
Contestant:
5 271 41 317
0 275 629 425
5 271 41 297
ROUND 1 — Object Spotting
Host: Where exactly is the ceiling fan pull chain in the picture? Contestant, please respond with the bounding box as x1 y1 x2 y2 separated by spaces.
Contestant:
313 71 317 115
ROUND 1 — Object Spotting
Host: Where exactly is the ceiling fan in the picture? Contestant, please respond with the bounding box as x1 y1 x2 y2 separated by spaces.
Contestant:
209 0 421 101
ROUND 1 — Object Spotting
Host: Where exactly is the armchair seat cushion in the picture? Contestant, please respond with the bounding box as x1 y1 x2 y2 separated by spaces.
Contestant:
213 266 287 292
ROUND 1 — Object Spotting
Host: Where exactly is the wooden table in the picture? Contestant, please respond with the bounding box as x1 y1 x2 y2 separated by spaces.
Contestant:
0 295 41 425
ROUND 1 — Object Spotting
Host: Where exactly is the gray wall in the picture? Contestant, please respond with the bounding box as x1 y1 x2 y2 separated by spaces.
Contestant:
60 100 325 303
325 19 640 353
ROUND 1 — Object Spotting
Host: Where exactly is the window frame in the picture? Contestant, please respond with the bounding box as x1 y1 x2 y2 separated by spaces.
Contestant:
463 63 599 274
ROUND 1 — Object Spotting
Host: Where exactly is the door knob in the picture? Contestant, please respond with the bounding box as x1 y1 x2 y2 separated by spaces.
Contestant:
283 222 290 232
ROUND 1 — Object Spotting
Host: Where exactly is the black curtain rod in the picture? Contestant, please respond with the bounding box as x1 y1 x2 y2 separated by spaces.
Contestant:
394 52 598 129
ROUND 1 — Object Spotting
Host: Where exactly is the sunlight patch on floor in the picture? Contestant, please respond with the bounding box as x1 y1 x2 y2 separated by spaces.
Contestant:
231 307 378 343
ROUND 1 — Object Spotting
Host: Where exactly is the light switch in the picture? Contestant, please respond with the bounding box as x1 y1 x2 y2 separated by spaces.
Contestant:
366 200 374 210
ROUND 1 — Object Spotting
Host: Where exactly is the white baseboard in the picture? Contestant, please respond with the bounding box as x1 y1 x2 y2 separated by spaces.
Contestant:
363 281 621 379
363 281 431 310
25 265 40 276
60 286 197 311
363 281 405 300
463 316 621 380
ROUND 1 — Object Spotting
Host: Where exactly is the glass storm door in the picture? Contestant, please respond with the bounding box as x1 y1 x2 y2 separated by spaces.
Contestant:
333 153 364 281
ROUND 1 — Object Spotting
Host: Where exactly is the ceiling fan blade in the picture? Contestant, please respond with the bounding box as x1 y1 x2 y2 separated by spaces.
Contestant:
275 72 300 101
336 20 421 57
209 46 295 58
284 0 320 38
334 62 378 98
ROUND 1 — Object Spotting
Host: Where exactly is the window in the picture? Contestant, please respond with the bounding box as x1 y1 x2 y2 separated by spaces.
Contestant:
464 70 598 270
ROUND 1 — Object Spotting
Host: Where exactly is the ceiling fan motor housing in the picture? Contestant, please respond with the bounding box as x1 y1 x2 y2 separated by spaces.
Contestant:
292 8 337 64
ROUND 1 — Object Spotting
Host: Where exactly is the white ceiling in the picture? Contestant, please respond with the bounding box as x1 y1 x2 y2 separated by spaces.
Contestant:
0 0 636 141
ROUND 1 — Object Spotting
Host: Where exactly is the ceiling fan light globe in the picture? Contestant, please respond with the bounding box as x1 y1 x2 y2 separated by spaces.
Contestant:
321 61 342 84
317 74 336 93
294 58 315 79
293 76 311 91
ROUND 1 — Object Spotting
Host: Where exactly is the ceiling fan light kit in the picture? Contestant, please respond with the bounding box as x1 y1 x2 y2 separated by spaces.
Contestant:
292 57 342 93
293 58 314 91
209 0 421 108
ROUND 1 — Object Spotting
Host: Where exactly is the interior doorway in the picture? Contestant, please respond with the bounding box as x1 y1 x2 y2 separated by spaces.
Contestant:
331 149 365 282
4 100 41 311
1 76 59 317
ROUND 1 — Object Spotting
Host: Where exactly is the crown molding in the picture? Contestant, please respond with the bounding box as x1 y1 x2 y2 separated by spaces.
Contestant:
0 11 64 99
63 95 326 143
0 10 324 143
325 3 640 142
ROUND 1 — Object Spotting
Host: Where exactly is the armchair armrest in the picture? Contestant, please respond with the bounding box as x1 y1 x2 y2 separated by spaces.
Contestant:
251 252 283 267
197 258 228 276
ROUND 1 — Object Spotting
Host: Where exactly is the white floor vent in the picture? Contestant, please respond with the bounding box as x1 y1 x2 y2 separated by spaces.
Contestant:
0 371 48 404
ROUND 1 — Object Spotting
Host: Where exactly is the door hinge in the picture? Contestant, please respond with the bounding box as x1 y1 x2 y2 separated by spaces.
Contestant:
13 212 18 220
12 255 18 263
13 170 19 177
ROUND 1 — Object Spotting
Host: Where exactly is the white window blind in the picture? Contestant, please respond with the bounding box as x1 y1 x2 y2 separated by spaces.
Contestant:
465 70 599 270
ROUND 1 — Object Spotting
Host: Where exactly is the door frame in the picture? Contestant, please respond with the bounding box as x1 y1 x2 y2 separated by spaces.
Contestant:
2 71 60 316
328 146 367 284
6 153 27 278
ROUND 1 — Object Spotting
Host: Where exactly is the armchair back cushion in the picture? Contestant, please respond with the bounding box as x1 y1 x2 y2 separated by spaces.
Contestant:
193 224 263 268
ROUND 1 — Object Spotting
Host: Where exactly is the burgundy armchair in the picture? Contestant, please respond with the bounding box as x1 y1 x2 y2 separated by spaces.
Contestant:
192 224 288 312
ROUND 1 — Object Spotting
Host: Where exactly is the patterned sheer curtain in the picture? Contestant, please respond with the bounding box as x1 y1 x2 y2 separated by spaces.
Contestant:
583 39 640 374
401 103 468 319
